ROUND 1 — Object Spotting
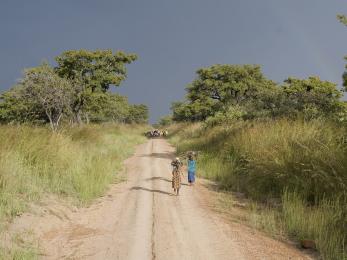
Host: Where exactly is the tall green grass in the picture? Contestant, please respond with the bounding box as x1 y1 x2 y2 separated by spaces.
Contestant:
0 124 146 221
282 191 346 260
0 124 146 257
169 119 347 259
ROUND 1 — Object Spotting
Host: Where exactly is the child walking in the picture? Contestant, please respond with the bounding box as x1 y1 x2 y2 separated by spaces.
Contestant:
187 153 196 186
171 157 183 195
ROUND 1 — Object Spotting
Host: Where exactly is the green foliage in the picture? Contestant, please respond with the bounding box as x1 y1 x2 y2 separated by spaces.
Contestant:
187 64 275 105
20 64 73 130
172 64 277 121
282 76 342 116
81 92 148 123
338 14 347 91
336 102 347 123
0 86 46 124
157 115 173 126
337 14 347 26
171 100 216 121
55 49 137 90
169 61 346 260
0 64 73 130
55 49 137 123
204 105 246 127
126 104 149 124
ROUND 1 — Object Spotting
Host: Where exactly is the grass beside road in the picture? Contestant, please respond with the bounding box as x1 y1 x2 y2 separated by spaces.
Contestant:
168 119 347 260
0 124 147 258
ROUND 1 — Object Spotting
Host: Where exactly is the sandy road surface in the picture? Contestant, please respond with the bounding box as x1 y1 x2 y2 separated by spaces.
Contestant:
7 139 312 259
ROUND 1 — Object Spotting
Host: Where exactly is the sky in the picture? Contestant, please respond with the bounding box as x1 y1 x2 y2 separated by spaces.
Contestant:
1 0 347 123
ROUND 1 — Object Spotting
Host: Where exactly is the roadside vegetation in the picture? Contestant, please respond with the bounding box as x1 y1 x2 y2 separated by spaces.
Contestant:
163 17 347 259
0 124 146 220
0 49 148 258
169 121 346 259
0 124 146 259
0 48 149 220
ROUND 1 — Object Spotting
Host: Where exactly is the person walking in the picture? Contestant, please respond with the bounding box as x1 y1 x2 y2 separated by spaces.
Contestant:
171 157 183 195
187 153 196 186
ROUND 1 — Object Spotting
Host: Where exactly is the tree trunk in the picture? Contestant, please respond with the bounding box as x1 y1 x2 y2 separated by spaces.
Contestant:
73 110 82 125
71 101 83 125
85 113 90 124
45 110 55 131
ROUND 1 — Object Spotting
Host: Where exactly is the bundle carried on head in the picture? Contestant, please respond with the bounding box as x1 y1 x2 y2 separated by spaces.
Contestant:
187 151 197 160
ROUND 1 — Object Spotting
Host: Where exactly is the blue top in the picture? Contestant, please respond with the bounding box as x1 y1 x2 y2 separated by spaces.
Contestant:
187 159 196 172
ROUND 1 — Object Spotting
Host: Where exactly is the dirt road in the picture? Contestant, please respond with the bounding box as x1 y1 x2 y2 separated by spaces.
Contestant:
8 139 312 259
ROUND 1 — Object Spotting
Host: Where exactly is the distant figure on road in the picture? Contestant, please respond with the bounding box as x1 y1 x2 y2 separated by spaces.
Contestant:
187 152 196 186
163 130 168 137
171 157 183 195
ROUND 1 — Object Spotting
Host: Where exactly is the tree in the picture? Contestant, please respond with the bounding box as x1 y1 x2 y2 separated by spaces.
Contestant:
172 64 278 121
0 64 73 130
0 85 46 124
171 100 216 122
127 104 149 124
157 115 173 126
337 14 347 26
337 14 347 90
18 64 73 131
105 94 134 123
282 76 342 117
172 64 344 123
82 92 137 123
55 49 137 123
186 64 276 105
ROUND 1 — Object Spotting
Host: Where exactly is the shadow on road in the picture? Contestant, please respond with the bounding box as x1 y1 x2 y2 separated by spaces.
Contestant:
140 152 173 160
146 176 190 186
130 186 174 196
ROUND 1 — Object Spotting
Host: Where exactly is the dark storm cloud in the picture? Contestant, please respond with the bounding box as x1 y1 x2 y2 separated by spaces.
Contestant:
1 0 347 122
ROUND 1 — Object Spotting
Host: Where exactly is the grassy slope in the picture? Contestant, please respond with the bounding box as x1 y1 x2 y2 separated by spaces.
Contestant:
168 120 347 260
0 124 147 259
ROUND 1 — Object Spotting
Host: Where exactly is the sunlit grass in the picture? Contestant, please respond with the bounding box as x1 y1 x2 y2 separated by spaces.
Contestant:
0 124 146 221
0 123 146 256
168 119 347 259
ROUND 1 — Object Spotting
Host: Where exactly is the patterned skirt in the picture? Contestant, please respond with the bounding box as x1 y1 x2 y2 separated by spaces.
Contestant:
172 170 181 190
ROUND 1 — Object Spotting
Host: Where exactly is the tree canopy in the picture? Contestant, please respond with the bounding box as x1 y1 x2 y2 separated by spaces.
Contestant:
186 64 276 105
172 64 278 121
283 76 342 114
337 14 347 26
172 64 345 123
55 49 138 123
337 14 347 90
55 49 137 91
